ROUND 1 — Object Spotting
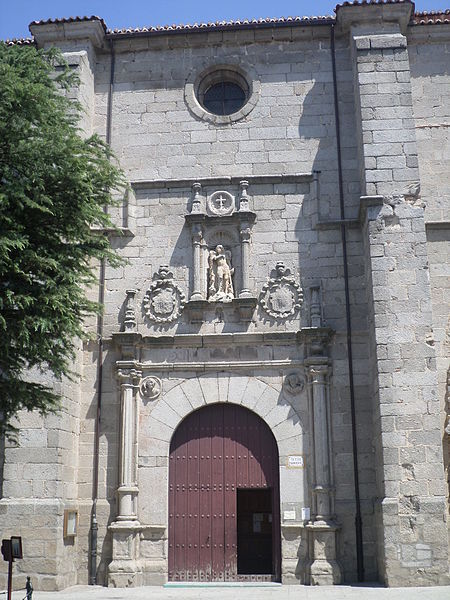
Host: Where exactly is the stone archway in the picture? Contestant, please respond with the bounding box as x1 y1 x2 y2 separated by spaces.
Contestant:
168 402 281 582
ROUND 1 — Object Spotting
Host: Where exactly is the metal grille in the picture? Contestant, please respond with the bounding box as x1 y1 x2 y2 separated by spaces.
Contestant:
203 82 246 115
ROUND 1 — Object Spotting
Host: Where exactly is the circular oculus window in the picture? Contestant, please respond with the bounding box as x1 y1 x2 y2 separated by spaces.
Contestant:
185 64 260 125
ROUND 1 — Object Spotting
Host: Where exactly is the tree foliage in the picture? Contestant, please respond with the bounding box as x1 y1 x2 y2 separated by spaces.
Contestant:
0 42 124 434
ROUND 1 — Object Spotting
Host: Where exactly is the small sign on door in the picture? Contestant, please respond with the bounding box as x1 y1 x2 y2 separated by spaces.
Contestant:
287 455 304 468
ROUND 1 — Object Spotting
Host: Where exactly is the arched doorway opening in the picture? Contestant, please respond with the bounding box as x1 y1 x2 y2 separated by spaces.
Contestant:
168 403 281 582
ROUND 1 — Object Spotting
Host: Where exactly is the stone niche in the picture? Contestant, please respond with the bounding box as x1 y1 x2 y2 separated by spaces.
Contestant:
184 180 257 322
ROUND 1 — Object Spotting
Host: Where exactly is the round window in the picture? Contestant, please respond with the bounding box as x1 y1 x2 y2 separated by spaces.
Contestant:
202 81 246 116
185 64 260 125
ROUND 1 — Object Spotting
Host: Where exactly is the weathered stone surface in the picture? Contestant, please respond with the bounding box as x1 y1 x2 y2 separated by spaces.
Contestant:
0 1 448 591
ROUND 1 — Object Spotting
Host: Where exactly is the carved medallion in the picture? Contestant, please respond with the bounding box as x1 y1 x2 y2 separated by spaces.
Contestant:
143 265 186 323
207 191 235 217
260 262 303 319
284 372 305 395
140 376 162 400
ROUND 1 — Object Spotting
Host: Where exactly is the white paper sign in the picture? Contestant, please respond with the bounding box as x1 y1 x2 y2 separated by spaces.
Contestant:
301 507 311 521
284 510 296 521
288 455 304 468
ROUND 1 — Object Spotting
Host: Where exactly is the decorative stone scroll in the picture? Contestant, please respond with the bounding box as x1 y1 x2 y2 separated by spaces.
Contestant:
139 376 162 401
143 265 186 323
260 262 303 319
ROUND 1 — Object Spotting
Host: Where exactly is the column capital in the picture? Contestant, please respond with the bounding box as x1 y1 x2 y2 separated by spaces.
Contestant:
117 368 142 387
240 226 251 243
306 363 330 384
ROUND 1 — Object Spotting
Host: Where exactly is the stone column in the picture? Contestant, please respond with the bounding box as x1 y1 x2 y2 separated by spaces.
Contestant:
239 225 251 298
305 357 341 585
190 224 203 301
117 369 139 521
338 1 450 585
308 362 333 522
108 368 142 587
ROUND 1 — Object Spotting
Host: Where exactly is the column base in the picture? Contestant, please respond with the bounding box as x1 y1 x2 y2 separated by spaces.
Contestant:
108 520 143 588
305 521 342 585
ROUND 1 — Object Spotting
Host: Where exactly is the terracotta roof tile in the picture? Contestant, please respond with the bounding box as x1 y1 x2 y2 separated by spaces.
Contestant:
28 15 107 32
335 0 413 8
412 9 450 24
108 15 334 36
4 37 34 46
3 5 449 46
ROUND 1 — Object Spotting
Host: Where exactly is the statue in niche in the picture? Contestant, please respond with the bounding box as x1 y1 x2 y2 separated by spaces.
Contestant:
208 245 234 302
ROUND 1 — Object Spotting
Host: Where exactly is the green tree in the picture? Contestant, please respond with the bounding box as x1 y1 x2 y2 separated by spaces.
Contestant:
0 42 124 435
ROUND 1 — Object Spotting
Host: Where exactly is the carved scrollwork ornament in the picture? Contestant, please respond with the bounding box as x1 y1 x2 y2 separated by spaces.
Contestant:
140 376 162 401
143 265 186 323
284 372 305 395
260 262 303 319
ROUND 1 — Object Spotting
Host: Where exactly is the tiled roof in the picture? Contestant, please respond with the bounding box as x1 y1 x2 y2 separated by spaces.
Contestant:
336 0 412 7
412 9 450 24
29 15 107 32
107 15 334 36
3 5 450 46
4 37 34 46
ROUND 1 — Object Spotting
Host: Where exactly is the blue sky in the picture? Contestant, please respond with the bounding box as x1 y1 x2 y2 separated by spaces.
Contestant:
1 0 449 40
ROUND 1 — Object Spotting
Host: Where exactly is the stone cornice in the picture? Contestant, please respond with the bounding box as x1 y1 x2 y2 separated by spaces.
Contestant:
131 173 314 191
30 18 106 48
112 327 334 350
117 358 305 373
336 1 414 34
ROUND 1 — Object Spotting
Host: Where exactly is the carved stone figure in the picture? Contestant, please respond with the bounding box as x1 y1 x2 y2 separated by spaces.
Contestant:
143 265 186 323
260 262 303 319
140 376 162 401
284 372 305 395
208 245 235 302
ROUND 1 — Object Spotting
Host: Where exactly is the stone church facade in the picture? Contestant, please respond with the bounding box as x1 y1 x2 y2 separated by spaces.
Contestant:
1 0 449 590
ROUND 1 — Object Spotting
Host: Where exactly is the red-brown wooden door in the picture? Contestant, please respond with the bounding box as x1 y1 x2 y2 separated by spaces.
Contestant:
168 403 281 582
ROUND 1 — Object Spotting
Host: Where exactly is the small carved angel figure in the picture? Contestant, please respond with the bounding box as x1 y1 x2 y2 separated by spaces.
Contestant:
208 244 234 302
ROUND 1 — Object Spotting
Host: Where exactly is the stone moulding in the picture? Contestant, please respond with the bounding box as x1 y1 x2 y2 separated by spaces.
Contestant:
143 265 186 324
130 173 314 190
111 327 333 349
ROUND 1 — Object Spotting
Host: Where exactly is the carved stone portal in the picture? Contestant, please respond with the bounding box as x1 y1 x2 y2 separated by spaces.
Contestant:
208 245 235 302
143 265 186 323
260 262 303 319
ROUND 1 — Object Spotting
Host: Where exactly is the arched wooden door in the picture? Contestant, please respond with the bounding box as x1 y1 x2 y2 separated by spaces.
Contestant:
168 403 281 582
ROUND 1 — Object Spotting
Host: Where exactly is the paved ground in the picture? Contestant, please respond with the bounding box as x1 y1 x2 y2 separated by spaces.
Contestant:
6 583 450 600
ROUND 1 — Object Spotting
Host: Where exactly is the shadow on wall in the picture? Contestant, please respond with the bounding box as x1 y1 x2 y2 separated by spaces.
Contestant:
83 341 119 585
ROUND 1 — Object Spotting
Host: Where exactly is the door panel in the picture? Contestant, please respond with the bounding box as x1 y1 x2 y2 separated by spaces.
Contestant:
168 402 280 582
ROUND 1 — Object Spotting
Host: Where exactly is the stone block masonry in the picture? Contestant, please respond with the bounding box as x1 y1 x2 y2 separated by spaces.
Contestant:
0 1 448 591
